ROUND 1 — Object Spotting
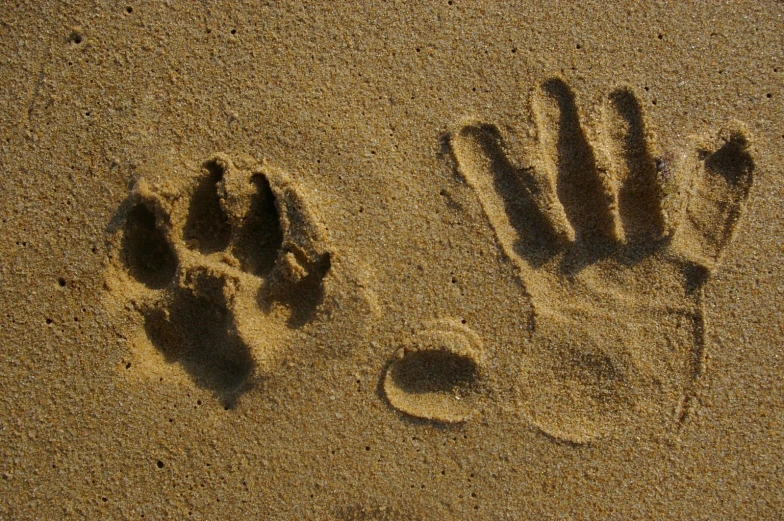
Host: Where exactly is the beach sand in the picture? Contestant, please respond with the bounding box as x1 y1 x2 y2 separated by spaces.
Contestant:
1 1 782 519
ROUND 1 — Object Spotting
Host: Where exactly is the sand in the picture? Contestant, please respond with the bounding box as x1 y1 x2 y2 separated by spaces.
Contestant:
1 1 782 519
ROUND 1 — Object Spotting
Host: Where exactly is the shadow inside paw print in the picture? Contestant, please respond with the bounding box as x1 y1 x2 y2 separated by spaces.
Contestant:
447 78 755 442
114 154 332 406
183 159 233 255
121 204 176 289
142 293 254 400
233 174 282 277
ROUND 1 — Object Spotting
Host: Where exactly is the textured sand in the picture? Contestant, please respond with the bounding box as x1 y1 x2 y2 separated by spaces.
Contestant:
1 2 783 519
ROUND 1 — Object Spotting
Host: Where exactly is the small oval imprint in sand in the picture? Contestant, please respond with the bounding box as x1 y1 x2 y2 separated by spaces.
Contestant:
383 320 484 423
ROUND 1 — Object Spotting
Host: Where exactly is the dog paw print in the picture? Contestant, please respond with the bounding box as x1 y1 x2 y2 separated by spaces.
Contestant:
447 78 754 443
108 154 332 406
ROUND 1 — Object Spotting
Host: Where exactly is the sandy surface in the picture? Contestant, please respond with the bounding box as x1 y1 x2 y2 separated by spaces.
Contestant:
1 2 782 519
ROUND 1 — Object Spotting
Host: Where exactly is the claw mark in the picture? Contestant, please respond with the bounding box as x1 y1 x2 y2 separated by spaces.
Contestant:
27 68 45 122
25 40 54 130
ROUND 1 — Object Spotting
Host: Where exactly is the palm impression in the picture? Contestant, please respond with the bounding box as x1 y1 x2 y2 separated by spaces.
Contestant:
448 78 754 443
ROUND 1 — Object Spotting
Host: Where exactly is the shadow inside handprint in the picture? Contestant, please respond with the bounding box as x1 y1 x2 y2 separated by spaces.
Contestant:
448 78 754 443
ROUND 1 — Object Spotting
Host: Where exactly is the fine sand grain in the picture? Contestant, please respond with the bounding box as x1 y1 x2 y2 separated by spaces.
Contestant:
1 2 782 519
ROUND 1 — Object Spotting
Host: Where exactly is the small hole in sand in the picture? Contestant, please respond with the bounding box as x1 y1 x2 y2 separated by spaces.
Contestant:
766 93 772 99
68 31 83 45
231 29 236 35
156 460 164 469
125 362 131 369
126 6 133 13
58 277 66 287
46 318 53 325
657 33 664 40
